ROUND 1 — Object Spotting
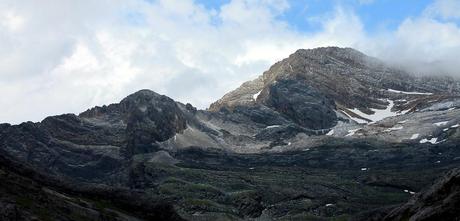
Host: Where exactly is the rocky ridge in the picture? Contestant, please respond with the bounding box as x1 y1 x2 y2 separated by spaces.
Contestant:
1 47 460 220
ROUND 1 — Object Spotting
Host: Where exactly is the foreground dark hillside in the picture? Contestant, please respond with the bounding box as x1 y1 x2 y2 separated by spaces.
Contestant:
0 150 183 221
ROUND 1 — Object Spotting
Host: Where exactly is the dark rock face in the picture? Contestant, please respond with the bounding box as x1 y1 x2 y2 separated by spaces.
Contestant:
260 78 337 129
229 105 291 126
42 114 125 146
81 89 187 157
255 124 307 141
122 91 186 157
0 89 189 182
383 168 460 221
0 150 185 221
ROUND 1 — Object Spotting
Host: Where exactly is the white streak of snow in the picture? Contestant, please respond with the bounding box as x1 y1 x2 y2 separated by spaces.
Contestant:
341 110 368 124
410 134 419 140
253 90 262 100
387 89 433 95
434 121 449 126
326 130 334 136
265 125 280 129
346 129 361 137
420 138 438 144
384 126 403 132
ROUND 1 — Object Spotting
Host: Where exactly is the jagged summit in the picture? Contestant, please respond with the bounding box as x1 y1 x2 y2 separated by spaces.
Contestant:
122 88 162 100
292 46 370 62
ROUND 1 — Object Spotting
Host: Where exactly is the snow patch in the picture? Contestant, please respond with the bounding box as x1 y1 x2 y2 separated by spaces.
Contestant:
420 138 438 144
326 130 334 136
387 89 433 95
346 128 361 137
451 124 459 128
361 168 368 171
434 121 449 126
253 90 262 100
410 134 419 140
325 204 334 207
436 139 447 144
345 100 398 124
341 110 368 124
403 190 416 195
384 126 403 132
398 120 408 124
266 125 281 129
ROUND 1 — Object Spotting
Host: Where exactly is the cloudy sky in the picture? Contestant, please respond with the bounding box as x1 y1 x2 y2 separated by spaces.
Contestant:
1 0 459 124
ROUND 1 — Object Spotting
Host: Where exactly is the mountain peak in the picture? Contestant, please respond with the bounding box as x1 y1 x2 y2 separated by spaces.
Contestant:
294 46 364 56
122 89 162 101
209 47 380 112
209 47 460 129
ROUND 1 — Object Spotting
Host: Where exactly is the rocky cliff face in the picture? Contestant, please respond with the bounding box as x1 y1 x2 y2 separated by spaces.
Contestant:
80 89 187 157
383 168 460 221
210 47 460 113
1 47 460 220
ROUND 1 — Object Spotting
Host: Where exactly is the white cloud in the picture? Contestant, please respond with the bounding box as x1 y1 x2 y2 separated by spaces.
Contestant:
0 0 459 124
424 0 460 20
360 6 460 76
0 10 25 31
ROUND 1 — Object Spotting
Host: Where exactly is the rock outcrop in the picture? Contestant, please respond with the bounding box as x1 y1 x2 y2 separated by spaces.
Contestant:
0 149 184 221
383 168 460 221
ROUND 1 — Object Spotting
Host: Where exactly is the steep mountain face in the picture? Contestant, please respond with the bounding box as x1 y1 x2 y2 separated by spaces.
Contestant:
208 47 460 147
1 47 460 220
80 89 187 157
384 168 460 221
210 47 459 113
259 78 337 129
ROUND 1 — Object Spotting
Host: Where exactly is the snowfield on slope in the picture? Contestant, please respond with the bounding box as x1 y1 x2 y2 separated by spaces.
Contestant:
346 99 400 123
